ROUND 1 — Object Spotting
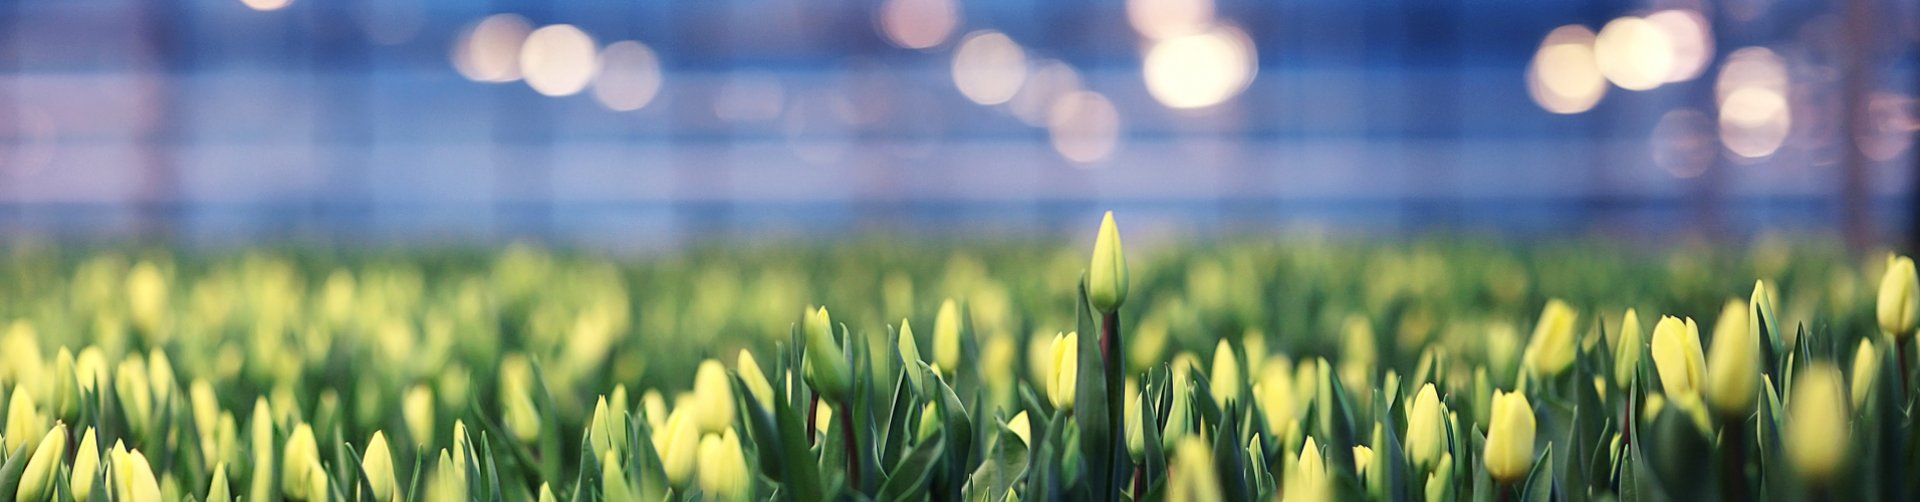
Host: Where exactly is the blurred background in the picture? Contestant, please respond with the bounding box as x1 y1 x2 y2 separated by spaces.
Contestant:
0 0 1915 249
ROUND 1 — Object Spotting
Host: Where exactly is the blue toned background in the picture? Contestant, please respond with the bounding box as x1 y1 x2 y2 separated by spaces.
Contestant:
0 0 1914 248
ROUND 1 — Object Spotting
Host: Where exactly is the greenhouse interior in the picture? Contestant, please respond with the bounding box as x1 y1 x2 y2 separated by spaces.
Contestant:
0 0 1917 500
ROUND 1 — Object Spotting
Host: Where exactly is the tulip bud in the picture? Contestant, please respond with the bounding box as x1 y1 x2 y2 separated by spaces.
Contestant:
72 428 100 501
1650 316 1706 397
207 462 231 502
1751 279 1781 348
362 431 398 502
1008 411 1032 446
75 346 106 393
404 384 435 446
1088 211 1129 313
692 359 736 434
1406 383 1446 472
590 395 630 462
1879 254 1919 339
738 350 775 410
803 307 852 401
500 355 542 444
651 408 698 489
1705 298 1759 419
146 349 176 407
1484 390 1536 484
537 483 556 502
1287 437 1328 501
1210 339 1241 404
933 299 963 372
1522 299 1579 377
1047 332 1079 411
4 388 40 453
110 442 163 502
1352 444 1375 481
1852 338 1879 410
1614 309 1644 389
697 429 750 501
430 449 466 502
304 459 329 502
281 423 320 499
248 398 274 502
1256 359 1298 436
1787 363 1847 484
601 450 635 501
16 423 67 501
1167 437 1222 502
916 402 940 443
50 348 78 421
1425 453 1455 502
1162 357 1196 450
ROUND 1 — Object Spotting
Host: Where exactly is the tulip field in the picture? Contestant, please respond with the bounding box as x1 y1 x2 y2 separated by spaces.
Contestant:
0 213 1916 501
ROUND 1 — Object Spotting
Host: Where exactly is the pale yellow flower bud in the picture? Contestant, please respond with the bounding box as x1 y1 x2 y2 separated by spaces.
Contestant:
1879 255 1919 339
364 431 398 502
1614 309 1644 389
1650 316 1706 397
1787 363 1848 484
500 355 542 444
4 388 40 453
1088 211 1129 313
933 299 963 373
1210 339 1241 404
1705 298 1759 418
1484 390 1536 483
49 348 78 421
803 307 852 400
1047 332 1079 411
16 423 67 501
404 384 435 446
1008 411 1032 446
282 423 319 499
72 428 100 501
651 408 699 489
1852 338 1880 410
692 359 736 434
1406 383 1447 471
1522 299 1579 377
207 462 231 502
1167 437 1222 502
110 442 163 502
697 429 750 501
738 349 775 410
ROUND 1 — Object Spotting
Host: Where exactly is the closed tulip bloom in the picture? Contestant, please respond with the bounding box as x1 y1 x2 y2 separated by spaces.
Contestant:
1256 361 1298 435
305 459 330 502
500 355 542 443
1483 390 1536 484
691 359 736 434
1211 339 1241 404
1787 363 1848 484
110 443 163 502
50 348 78 421
1406 384 1447 471
1614 309 1644 389
1088 211 1129 313
589 397 624 461
72 428 99 501
1162 356 1196 450
916 402 941 443
1125 388 1146 460
16 423 67 501
1425 453 1454 502
1878 255 1919 338
207 462 231 502
737 350 775 411
282 423 320 499
602 451 636 501
1705 299 1758 418
1852 338 1879 410
1352 444 1375 481
933 300 963 373
404 385 435 446
804 307 852 401
1650 316 1706 397
1287 437 1328 501
4 388 39 453
652 408 699 489
1047 331 1079 411
1167 437 1222 502
1522 299 1579 376
364 431 398 502
697 429 750 501
249 399 275 502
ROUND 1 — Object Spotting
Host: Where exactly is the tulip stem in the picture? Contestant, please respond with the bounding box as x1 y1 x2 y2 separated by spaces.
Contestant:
1132 465 1144 499
807 396 820 446
1900 337 1913 399
839 399 860 490
1720 419 1748 502
1102 310 1125 500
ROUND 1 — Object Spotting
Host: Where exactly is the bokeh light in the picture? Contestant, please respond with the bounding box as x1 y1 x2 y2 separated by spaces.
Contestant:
1594 17 1674 91
1716 47 1791 161
1047 91 1121 165
1127 0 1215 40
1526 25 1607 114
1651 109 1717 178
877 0 961 50
1009 60 1084 127
1645 9 1714 83
520 25 600 97
1858 92 1916 162
452 14 534 83
951 31 1028 106
592 41 664 112
1143 26 1257 110
240 0 293 12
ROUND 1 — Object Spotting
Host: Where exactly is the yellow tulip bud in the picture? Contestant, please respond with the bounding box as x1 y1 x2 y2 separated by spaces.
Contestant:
1047 332 1079 411
1287 437 1328 501
1650 316 1706 397
4 388 40 453
1008 411 1032 446
1125 387 1146 461
538 482 556 502
1852 338 1880 410
1425 453 1454 502
282 423 319 499
75 347 106 393
430 449 466 502
916 402 940 443
113 358 151 441
364 431 398 502
249 399 275 502
1211 339 1241 404
17 423 67 501
980 335 1018 392
602 450 636 501
642 390 668 432
1352 444 1375 481
305 459 330 502
697 429 750 501
127 261 170 342
72 428 100 501
1484 390 1536 484
1167 437 1222 502
738 350 775 411
933 299 963 372
50 348 77 421
1088 211 1129 313
1705 297 1760 418
146 349 176 406
1522 299 1579 377
500 355 542 443
190 380 219 445
1406 383 1446 471
803 307 852 401
1787 363 1848 484
110 443 163 502
590 398 621 462
1879 255 1919 338
404 384 435 446
207 462 231 502
1615 309 1644 389
692 359 736 434
1340 316 1377 393
651 408 698 489
1256 359 1298 435
1162 356 1196 450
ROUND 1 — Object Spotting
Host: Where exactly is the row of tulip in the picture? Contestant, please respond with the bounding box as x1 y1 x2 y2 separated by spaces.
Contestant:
0 216 1913 500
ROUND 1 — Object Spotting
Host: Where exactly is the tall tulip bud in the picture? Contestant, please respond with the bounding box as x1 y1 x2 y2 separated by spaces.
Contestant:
1484 390 1536 484
1786 363 1847 484
1705 298 1759 418
1522 299 1578 377
364 431 398 502
1406 384 1446 471
1210 339 1241 404
50 348 78 421
1425 453 1455 502
282 423 320 499
16 423 67 501
1650 316 1706 397
691 359 736 434
500 355 542 443
72 428 99 501
803 307 852 401
4 388 40 453
1852 338 1880 409
1047 332 1079 411
697 429 750 501
737 350 775 411
248 398 274 502
404 384 435 446
1088 211 1129 313
651 408 699 489
589 397 622 462
207 462 231 502
1879 255 1919 338
1167 437 1222 502
1750 279 1780 348
1125 388 1146 461
1614 309 1644 389
1287 437 1328 501
109 443 163 502
932 299 962 373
